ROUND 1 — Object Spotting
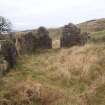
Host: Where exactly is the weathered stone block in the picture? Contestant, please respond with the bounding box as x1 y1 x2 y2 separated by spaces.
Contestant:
80 32 90 45
0 56 8 76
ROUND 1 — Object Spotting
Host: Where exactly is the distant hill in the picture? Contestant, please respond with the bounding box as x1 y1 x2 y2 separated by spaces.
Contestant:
14 18 105 39
48 18 105 39
78 18 105 33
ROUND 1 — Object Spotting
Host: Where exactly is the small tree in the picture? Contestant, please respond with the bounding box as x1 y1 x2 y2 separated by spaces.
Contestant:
0 16 12 34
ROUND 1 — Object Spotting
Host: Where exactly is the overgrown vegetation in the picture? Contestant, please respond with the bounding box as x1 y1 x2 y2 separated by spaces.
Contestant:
0 30 105 105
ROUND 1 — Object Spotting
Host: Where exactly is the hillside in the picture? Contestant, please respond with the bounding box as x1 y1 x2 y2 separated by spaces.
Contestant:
78 18 105 33
48 18 105 39
0 30 105 105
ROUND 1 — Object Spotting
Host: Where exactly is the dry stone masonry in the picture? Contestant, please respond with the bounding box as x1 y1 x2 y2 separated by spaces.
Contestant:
15 32 36 55
15 27 52 56
35 26 52 49
60 23 90 47
0 40 16 67
0 39 16 76
80 32 90 45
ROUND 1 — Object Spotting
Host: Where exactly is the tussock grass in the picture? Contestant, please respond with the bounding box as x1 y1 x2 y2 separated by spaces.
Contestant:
0 36 105 104
0 79 63 105
90 30 105 43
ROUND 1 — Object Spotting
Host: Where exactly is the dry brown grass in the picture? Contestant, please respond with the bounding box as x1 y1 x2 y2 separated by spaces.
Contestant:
0 42 105 105
78 18 105 33
0 79 64 105
52 39 60 49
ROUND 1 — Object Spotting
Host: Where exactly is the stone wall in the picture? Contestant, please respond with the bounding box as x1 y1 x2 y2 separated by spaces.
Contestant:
0 40 16 67
60 23 90 47
35 27 52 49
15 27 52 56
0 40 16 76
15 32 36 55
80 32 90 45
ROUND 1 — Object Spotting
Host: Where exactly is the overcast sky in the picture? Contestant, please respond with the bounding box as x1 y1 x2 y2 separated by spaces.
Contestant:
0 0 105 30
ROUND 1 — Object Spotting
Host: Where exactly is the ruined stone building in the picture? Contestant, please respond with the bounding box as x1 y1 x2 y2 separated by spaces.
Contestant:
15 27 52 56
60 23 90 47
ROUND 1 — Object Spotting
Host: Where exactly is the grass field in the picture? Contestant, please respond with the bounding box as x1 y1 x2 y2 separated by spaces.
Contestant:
0 30 105 105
